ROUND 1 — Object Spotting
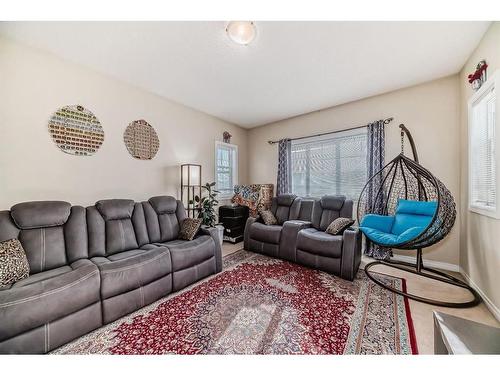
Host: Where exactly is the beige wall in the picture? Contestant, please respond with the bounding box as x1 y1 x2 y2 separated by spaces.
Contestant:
248 75 461 266
459 22 500 315
0 37 248 208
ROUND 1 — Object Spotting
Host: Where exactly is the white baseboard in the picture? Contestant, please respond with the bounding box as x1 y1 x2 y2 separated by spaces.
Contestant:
459 268 500 322
391 254 460 272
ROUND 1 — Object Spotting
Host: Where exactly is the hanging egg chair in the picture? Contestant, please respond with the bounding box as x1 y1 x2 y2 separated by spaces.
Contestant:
357 124 480 308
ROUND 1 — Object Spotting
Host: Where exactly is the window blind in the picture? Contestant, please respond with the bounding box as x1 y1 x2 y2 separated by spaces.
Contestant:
290 127 367 200
470 87 496 210
216 143 237 196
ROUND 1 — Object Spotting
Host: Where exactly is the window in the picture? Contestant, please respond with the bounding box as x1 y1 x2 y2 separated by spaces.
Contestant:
215 142 238 198
291 127 367 201
469 71 500 219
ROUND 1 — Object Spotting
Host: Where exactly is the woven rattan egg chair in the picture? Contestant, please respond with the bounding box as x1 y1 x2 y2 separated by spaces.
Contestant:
357 124 480 308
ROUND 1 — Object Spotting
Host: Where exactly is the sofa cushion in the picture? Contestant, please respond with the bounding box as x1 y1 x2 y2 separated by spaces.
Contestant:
325 217 354 235
276 194 297 206
10 201 71 229
0 259 100 341
149 196 178 214
0 239 30 287
160 235 215 271
93 199 141 256
318 209 340 232
11 265 71 289
320 195 345 211
106 249 147 261
260 210 277 225
104 219 139 255
142 198 185 243
250 222 282 244
178 218 202 241
91 247 172 300
311 195 352 231
95 199 134 221
296 228 343 258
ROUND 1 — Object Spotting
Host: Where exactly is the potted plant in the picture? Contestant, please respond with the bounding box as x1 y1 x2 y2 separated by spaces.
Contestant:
190 182 224 245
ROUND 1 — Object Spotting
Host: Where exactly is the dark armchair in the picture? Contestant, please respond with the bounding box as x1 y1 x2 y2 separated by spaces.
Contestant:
296 195 362 280
244 194 302 258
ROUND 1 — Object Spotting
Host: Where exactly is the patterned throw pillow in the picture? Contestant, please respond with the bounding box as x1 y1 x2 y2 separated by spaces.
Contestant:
325 217 355 235
260 210 278 225
0 239 30 287
179 218 202 241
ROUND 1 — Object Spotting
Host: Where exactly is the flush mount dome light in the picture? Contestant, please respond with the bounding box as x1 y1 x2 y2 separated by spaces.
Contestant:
226 21 256 45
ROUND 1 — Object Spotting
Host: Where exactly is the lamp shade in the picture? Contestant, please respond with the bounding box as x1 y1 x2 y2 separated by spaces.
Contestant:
181 164 201 186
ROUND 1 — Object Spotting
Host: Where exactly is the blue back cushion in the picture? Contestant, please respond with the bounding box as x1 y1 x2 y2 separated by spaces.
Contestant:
391 200 437 235
396 199 438 216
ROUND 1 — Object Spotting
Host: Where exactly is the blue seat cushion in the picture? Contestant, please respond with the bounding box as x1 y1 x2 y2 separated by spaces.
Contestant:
359 214 394 233
361 226 427 245
360 199 438 246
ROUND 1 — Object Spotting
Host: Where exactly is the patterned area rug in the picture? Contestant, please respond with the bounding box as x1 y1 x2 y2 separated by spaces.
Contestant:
53 250 418 354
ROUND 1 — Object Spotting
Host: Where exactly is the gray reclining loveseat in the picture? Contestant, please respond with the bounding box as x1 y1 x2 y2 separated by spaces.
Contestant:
0 196 221 354
244 194 362 281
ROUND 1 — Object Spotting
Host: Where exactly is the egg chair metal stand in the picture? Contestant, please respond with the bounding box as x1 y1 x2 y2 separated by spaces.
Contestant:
357 124 481 308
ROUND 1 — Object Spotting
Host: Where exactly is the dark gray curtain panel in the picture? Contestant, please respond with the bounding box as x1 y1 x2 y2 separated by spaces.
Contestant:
364 120 392 260
277 139 292 195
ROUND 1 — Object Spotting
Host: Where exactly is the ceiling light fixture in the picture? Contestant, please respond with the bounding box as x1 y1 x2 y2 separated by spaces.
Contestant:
226 21 256 45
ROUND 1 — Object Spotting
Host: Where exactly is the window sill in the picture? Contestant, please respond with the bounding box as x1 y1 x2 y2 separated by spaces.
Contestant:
469 205 500 220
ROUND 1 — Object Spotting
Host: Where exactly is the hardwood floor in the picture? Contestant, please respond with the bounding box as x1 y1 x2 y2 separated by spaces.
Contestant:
221 242 500 354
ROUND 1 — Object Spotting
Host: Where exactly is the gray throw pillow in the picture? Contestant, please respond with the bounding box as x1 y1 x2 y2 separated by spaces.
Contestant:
0 238 30 287
260 210 278 225
179 218 202 241
325 217 355 235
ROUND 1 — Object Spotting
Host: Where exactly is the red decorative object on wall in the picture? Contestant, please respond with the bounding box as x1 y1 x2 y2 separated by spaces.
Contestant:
468 60 488 91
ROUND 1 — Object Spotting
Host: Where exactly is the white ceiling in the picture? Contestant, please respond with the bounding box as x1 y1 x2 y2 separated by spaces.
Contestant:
0 21 490 128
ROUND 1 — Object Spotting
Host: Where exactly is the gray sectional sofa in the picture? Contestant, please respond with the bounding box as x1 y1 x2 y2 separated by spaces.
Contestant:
0 196 221 354
244 194 362 281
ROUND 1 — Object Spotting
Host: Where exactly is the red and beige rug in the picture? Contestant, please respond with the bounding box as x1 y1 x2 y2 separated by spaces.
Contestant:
53 250 418 355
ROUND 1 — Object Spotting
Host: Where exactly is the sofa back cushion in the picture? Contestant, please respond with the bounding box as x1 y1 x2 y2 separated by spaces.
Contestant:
142 196 187 243
298 198 315 221
311 195 354 231
270 194 301 225
87 199 148 257
0 201 88 274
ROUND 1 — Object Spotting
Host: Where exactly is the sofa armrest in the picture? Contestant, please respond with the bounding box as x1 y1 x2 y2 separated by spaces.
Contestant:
243 216 258 251
340 227 363 281
200 226 222 273
280 220 312 262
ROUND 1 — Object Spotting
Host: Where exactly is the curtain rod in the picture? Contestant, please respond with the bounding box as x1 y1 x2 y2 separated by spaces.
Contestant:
267 117 394 145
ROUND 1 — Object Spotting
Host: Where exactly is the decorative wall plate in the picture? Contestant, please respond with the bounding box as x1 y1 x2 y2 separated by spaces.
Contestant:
48 105 104 156
123 119 160 160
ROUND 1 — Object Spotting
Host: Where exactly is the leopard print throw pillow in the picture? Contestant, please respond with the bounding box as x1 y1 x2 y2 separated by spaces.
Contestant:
0 238 30 287
260 210 278 225
325 217 355 235
179 218 202 241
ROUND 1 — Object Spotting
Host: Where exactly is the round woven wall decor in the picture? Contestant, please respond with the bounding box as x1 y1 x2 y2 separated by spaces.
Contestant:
48 105 104 156
123 119 160 160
